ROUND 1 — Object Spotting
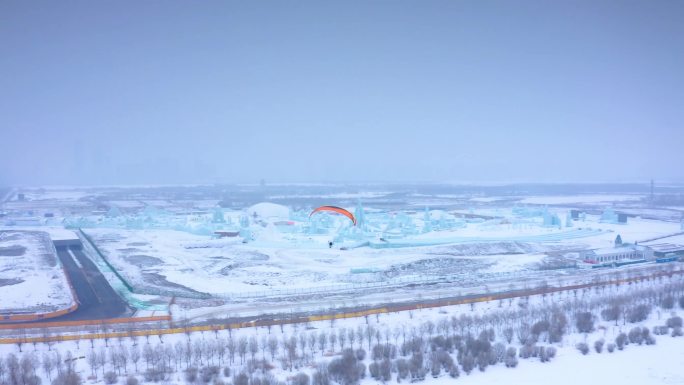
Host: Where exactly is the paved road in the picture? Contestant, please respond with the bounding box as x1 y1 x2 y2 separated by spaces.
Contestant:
54 245 131 321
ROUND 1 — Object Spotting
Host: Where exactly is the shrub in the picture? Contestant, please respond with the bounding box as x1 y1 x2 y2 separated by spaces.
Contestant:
575 312 594 333
493 342 506 363
311 368 329 385
628 327 644 345
395 359 409 380
291 373 309 385
616 333 628 350
576 342 589 355
531 320 550 341
201 366 220 383
459 353 475 375
143 369 165 383
476 352 490 372
606 343 615 353
52 372 82 385
667 316 683 329
538 346 547 363
430 360 441 378
518 344 535 359
329 350 361 385
549 311 568 343
679 296 684 309
539 346 556 362
546 346 556 360
104 372 117 385
233 373 249 385
125 377 139 385
504 348 518 368
449 363 460 378
186 368 199 384
601 305 621 324
627 305 651 323
368 362 379 380
653 326 670 335
594 339 604 353
662 296 675 309
673 327 683 337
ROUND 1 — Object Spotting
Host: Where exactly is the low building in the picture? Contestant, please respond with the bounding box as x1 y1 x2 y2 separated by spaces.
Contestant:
581 244 653 264
648 243 684 258
213 231 240 238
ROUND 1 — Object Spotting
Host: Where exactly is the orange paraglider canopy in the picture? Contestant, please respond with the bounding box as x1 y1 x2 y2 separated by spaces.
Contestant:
309 206 356 226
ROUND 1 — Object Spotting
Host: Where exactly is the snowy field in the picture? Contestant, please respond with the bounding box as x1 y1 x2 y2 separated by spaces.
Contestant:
518 194 645 205
1 274 683 385
0 230 73 314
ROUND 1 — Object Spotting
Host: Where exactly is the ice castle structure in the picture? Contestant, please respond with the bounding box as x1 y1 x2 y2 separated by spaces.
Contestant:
422 207 432 233
600 208 619 224
106 206 122 218
354 201 367 230
212 208 226 223
542 207 562 227
565 212 573 228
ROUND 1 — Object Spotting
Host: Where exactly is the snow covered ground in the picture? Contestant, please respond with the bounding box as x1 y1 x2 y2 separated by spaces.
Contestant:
1 274 683 385
518 194 645 205
0 230 73 314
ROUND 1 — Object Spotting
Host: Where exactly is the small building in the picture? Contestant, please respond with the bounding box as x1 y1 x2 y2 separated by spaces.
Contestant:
648 243 684 258
581 244 652 264
617 213 629 224
5 217 42 226
214 231 240 238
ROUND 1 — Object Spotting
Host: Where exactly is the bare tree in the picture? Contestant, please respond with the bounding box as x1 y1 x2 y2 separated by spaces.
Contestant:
268 336 279 361
308 333 317 355
318 332 328 353
119 346 129 375
237 337 248 364
227 337 236 364
338 328 347 350
364 326 374 351
129 346 140 373
42 353 55 381
329 332 337 353
97 348 107 377
249 337 259 362
347 328 356 350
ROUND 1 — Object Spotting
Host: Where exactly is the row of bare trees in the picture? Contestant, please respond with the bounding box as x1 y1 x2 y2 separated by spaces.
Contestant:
2 272 683 385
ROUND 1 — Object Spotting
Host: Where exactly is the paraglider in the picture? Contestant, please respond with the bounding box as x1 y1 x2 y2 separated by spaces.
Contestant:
309 206 356 226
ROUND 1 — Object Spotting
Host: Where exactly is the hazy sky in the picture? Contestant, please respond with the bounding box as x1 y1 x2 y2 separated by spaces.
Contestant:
1 1 683 186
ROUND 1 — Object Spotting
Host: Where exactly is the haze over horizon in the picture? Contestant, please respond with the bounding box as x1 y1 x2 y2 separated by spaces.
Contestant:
2 1 683 186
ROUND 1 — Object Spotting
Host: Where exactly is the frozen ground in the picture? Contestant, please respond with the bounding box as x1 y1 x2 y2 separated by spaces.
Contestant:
0 230 73 314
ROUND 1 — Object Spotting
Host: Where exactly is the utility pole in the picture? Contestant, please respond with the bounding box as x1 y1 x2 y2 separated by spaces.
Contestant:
650 179 655 204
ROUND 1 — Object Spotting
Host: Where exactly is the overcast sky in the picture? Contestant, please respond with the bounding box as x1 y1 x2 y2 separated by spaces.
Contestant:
1 1 682 186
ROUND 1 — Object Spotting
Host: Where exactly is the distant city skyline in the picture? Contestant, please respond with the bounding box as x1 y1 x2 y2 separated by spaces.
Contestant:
1 1 683 186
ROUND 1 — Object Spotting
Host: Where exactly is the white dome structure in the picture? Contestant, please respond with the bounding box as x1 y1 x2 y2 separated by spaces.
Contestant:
247 202 290 221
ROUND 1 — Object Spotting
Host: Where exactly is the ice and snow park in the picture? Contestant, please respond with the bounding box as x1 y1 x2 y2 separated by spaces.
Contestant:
1 184 684 385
